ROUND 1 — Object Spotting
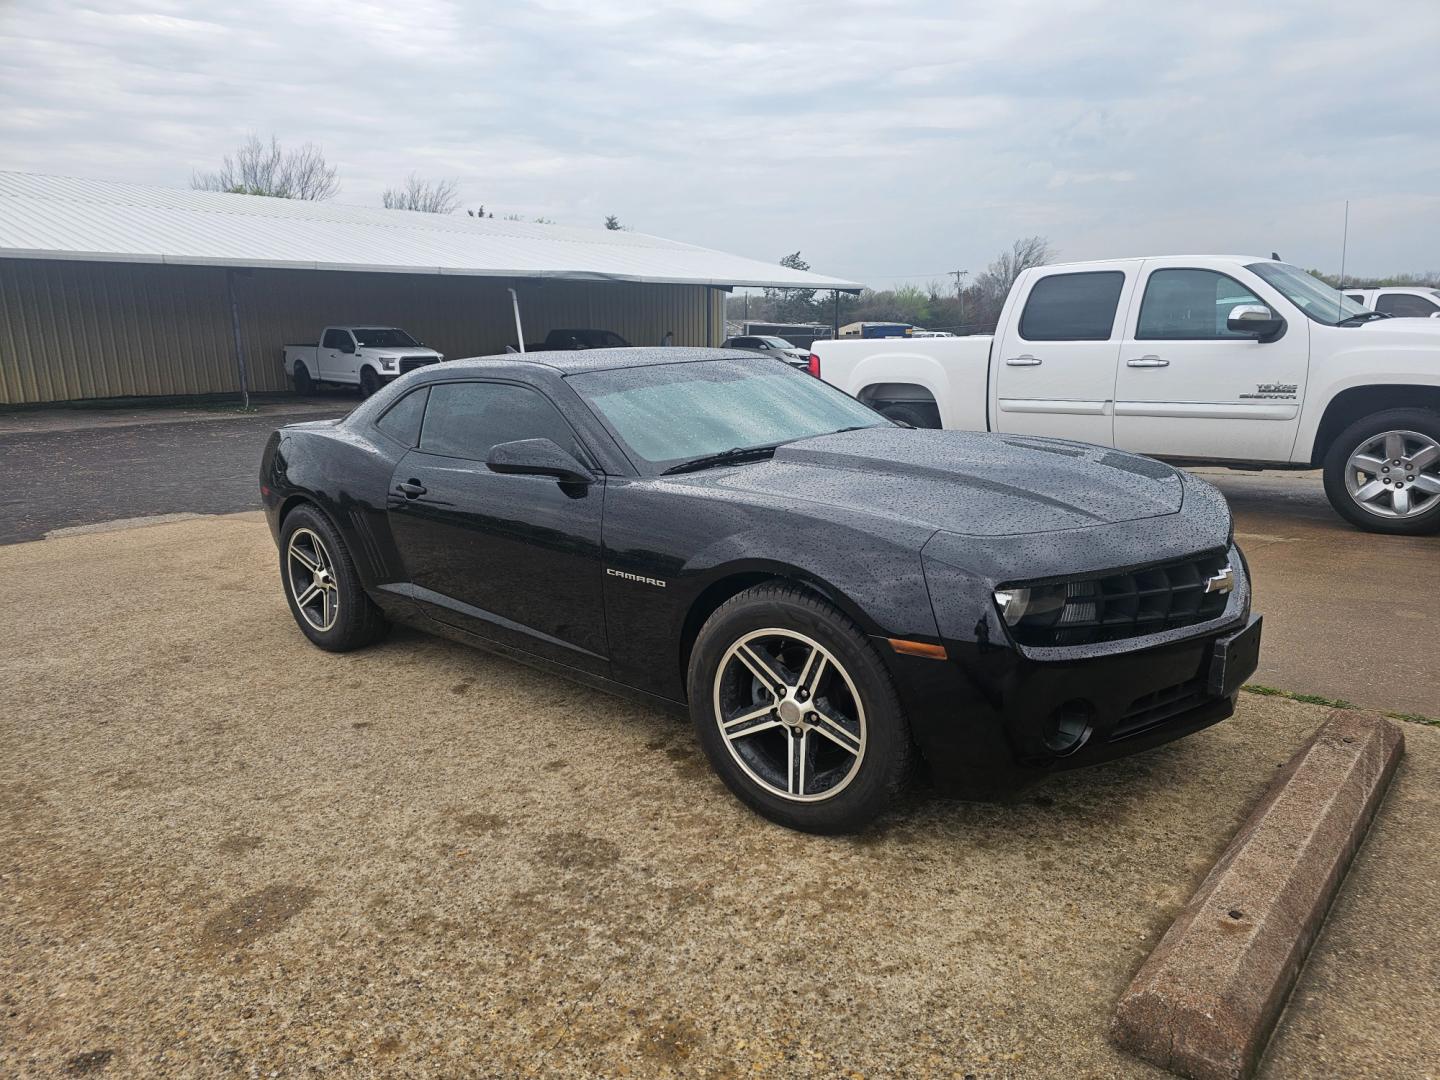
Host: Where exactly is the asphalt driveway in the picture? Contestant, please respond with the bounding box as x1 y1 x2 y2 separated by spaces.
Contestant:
3 513 1436 1078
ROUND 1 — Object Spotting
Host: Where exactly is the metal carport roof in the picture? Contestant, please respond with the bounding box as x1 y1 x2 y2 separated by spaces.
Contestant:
0 171 863 291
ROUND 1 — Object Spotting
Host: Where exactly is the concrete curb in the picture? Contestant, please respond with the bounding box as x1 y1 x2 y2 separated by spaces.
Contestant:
1110 709 1404 1080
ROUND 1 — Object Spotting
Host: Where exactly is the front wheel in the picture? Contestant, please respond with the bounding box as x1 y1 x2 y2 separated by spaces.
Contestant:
1323 408 1440 535
687 583 913 833
359 367 381 398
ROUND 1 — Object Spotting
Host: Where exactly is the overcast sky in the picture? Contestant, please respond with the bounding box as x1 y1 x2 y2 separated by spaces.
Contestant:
3 0 1438 287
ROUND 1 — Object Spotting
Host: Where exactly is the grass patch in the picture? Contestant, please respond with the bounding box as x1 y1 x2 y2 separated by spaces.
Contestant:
1242 684 1438 728
1242 684 1353 709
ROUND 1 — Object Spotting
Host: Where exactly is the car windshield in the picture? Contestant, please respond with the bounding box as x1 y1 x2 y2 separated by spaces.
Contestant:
1245 263 1369 325
352 328 419 347
757 337 796 349
568 358 888 473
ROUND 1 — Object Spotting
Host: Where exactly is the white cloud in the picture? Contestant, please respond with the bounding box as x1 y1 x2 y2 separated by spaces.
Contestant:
1 0 1438 283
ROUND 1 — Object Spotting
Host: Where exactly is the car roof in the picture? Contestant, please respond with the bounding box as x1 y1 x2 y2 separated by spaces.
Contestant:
441 346 762 375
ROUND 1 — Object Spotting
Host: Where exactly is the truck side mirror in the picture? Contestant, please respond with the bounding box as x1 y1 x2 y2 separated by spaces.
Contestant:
486 438 594 484
1226 304 1285 342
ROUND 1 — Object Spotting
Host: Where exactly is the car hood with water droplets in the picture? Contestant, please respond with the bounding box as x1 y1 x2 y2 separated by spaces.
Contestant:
683 428 1187 537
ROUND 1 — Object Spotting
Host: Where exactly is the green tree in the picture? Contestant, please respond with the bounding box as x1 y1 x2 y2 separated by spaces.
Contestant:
604 215 624 230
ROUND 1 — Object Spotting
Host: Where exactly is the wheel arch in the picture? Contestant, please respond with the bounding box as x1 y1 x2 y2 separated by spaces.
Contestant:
677 566 877 698
1310 384 1440 465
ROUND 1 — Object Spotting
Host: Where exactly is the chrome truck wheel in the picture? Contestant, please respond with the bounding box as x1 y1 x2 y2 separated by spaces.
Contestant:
1324 409 1440 535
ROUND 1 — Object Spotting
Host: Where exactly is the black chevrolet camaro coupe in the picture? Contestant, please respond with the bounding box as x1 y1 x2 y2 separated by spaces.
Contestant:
261 348 1261 833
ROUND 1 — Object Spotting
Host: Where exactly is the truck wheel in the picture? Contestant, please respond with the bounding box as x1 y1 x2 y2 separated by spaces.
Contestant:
1323 408 1440 535
293 361 314 395
360 367 380 398
878 402 941 429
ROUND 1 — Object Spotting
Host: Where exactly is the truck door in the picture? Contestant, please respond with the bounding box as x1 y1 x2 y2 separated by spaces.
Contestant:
1113 261 1309 462
320 328 355 383
990 265 1135 445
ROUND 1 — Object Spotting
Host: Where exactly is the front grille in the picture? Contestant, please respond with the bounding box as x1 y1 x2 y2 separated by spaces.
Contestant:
399 356 437 373
1006 549 1232 647
1112 676 1208 740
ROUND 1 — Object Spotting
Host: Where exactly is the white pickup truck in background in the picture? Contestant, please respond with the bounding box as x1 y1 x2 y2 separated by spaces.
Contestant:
283 326 443 397
810 255 1440 534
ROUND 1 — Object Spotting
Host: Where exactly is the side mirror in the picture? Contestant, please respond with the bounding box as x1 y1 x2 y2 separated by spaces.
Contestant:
1226 304 1285 341
486 438 594 484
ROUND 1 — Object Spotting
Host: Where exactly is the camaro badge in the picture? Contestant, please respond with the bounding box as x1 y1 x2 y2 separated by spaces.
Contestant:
1203 567 1235 595
607 568 667 588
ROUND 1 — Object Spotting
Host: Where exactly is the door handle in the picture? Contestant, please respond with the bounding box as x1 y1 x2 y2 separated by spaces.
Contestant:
395 479 427 498
1127 355 1169 368
1005 355 1042 366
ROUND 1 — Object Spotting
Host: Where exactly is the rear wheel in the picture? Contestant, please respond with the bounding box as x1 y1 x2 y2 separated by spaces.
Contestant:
293 361 313 395
279 505 389 651
359 367 381 398
878 401 941 429
687 583 913 833
1323 409 1440 535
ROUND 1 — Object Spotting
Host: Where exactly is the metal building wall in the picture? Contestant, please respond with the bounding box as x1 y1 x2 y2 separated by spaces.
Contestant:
0 259 725 405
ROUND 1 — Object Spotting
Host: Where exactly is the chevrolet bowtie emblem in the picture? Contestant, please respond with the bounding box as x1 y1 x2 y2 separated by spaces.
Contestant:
1203 566 1235 595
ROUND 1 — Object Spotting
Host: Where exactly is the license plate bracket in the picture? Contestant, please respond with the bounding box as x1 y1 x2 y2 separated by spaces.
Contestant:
1207 614 1263 698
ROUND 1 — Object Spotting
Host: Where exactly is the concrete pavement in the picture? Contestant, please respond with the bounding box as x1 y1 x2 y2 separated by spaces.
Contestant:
1198 468 1439 719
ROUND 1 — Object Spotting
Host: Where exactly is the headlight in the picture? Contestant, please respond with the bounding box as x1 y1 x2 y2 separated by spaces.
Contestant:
994 584 1068 627
380 356 397 369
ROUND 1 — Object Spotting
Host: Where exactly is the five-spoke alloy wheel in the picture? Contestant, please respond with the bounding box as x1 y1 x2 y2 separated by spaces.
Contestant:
713 628 867 802
278 504 390 651
286 527 340 632
1324 409 1440 535
689 583 913 833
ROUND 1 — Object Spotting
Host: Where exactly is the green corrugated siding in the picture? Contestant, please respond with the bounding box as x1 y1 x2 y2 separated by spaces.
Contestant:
0 259 724 405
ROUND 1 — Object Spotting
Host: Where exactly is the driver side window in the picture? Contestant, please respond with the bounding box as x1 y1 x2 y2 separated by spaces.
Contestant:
1136 269 1262 340
418 381 585 463
322 328 349 350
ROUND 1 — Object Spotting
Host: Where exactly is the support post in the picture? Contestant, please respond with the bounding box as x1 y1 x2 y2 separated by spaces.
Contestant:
833 289 840 338
226 269 250 409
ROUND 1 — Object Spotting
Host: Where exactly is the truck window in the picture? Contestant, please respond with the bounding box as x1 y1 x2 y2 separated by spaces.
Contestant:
1374 292 1440 318
419 382 584 463
1136 269 1263 339
1345 293 1367 306
1018 272 1125 341
322 328 349 350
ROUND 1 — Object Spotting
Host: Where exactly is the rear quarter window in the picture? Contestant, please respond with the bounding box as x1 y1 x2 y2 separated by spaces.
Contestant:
1018 271 1125 341
374 387 429 448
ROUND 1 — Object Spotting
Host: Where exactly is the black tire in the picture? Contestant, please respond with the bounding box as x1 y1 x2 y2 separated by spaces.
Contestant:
1322 408 1440 535
359 367 380 398
687 583 914 834
278 504 389 651
878 401 941 429
293 361 314 395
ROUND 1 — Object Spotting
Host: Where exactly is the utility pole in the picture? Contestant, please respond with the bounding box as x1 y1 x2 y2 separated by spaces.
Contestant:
950 270 968 331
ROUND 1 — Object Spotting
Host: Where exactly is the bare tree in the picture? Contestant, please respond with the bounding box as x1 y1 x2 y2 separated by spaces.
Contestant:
973 236 1054 308
191 134 339 200
382 174 460 214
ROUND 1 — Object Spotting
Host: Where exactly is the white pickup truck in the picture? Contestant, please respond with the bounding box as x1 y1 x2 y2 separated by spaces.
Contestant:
284 326 443 397
810 255 1440 534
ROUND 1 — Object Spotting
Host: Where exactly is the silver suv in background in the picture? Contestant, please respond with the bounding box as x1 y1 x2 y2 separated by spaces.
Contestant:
721 335 811 367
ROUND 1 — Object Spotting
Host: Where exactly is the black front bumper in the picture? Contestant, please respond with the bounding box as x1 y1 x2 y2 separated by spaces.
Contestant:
885 612 1262 799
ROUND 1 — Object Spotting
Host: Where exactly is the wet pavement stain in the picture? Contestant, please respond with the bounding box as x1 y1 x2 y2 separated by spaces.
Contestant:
200 884 318 952
214 833 263 855
63 1049 114 1075
454 811 506 835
